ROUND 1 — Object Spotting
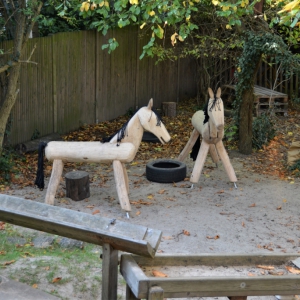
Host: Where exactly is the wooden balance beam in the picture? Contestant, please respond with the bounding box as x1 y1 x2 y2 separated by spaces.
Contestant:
44 141 136 212
0 195 162 300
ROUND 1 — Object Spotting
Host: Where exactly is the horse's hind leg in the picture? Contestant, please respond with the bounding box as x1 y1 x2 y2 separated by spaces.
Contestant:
178 129 200 162
209 144 220 166
113 160 131 212
215 141 237 183
122 163 129 194
45 159 64 205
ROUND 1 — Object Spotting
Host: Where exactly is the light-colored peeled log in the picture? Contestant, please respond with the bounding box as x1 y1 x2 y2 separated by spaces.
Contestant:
45 159 64 205
209 144 220 164
215 141 237 182
45 142 136 163
190 141 210 183
122 163 129 194
178 129 200 162
113 160 131 211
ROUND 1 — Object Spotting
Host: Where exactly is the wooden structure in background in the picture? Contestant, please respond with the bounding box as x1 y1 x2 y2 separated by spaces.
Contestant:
222 85 288 116
0 195 162 300
162 102 177 117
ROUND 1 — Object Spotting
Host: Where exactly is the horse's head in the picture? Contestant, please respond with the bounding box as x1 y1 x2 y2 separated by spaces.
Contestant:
207 87 224 132
138 99 171 144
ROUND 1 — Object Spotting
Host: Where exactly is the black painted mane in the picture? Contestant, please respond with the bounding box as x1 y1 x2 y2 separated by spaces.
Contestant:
203 94 221 125
102 107 162 145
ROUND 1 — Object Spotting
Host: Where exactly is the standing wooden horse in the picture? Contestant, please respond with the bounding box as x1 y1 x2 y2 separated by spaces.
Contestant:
178 88 237 187
35 99 171 216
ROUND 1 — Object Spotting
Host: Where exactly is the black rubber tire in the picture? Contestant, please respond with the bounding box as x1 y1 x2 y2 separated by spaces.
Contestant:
142 131 160 143
146 159 187 183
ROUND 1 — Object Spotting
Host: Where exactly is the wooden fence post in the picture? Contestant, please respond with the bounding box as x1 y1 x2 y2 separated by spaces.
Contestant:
102 243 119 300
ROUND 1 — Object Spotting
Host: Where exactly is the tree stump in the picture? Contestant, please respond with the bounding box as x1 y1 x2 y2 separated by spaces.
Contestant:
162 102 177 117
65 171 90 201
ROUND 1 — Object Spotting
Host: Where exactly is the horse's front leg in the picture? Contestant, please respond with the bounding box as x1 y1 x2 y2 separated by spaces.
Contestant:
190 140 210 184
45 159 64 205
113 160 131 213
178 129 200 162
215 141 237 183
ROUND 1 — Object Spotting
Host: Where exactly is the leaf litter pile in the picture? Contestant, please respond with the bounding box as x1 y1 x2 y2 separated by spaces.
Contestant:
3 98 300 190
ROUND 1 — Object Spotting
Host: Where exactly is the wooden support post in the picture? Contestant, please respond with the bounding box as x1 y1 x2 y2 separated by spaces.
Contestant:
215 141 237 182
126 285 139 300
148 286 164 300
102 243 119 300
45 159 64 205
65 171 90 201
190 140 210 183
178 129 200 162
113 160 131 211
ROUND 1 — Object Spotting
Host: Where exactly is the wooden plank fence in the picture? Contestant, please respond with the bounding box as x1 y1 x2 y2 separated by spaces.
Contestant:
1 27 299 146
0 27 197 146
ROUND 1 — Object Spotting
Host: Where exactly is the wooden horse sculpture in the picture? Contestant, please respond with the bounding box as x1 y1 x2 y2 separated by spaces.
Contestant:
35 99 171 216
178 88 237 187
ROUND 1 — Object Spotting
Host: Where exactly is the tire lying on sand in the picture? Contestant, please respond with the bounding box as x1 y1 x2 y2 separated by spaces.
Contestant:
146 159 187 183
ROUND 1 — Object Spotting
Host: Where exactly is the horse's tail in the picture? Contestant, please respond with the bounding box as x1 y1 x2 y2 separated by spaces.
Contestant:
190 136 200 161
35 142 48 189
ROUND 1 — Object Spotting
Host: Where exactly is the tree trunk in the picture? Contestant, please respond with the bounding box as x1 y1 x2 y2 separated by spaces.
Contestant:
238 88 254 154
0 0 43 154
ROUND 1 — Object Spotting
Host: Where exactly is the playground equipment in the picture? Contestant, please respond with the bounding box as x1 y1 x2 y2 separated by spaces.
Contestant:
178 87 237 187
35 99 171 215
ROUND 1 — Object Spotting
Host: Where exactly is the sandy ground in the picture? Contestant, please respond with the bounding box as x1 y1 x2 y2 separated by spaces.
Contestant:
4 149 300 299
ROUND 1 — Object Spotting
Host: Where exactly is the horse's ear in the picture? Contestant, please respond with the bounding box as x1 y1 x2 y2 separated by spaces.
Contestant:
208 88 214 99
216 87 221 98
147 98 153 110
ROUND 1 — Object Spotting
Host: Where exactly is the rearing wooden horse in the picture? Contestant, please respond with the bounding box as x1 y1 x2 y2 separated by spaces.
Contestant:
178 87 237 187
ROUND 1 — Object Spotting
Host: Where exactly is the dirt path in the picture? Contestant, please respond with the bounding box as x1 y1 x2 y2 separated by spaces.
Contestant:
3 150 300 299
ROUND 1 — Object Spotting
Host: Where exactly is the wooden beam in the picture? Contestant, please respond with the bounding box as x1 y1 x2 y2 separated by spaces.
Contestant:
0 195 161 257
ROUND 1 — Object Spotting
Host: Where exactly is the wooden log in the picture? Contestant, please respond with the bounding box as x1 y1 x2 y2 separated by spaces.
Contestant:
113 160 131 212
190 140 210 183
215 141 237 182
45 159 64 205
209 144 220 164
45 141 136 163
162 102 177 117
65 171 90 201
177 129 200 162
102 243 118 300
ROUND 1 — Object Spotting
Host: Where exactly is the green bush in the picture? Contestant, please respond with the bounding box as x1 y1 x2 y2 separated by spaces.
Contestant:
252 114 276 149
0 150 14 183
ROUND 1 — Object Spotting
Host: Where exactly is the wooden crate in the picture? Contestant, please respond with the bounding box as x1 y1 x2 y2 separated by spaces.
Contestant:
121 253 300 300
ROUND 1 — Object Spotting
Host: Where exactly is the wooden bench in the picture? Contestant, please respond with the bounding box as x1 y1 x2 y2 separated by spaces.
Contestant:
121 253 300 300
0 194 162 300
222 85 288 116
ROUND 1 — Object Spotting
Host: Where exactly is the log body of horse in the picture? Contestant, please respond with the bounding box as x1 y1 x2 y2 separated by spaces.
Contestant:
178 88 237 185
36 99 171 214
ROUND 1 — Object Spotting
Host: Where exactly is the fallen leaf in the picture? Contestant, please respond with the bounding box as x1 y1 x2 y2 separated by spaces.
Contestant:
52 277 62 283
32 284 38 289
162 236 173 240
268 270 284 276
136 210 141 216
147 195 154 199
276 206 282 210
92 209 100 215
249 203 256 207
44 266 50 271
157 189 165 194
86 205 95 209
286 266 300 274
3 260 15 265
206 235 220 240
152 270 168 277
248 272 255 276
256 265 274 270
183 230 190 236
